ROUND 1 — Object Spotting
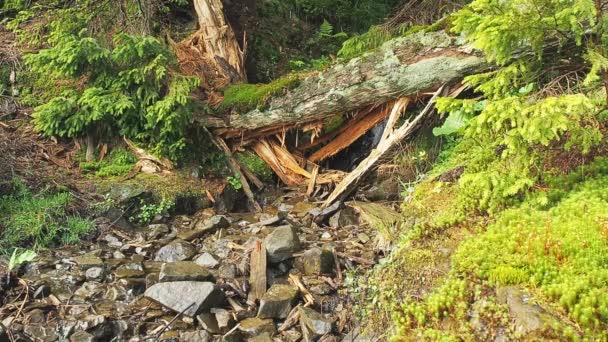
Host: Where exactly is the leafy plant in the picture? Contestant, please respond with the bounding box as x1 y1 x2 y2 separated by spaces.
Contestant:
227 175 243 190
7 249 37 272
132 198 174 224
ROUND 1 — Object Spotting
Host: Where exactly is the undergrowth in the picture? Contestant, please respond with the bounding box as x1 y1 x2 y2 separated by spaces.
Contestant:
0 178 94 250
79 147 137 177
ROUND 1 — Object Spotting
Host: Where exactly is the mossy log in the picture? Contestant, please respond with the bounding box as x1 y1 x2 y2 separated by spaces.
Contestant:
211 31 489 136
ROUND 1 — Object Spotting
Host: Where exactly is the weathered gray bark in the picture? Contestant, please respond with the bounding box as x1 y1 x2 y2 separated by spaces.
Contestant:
212 31 489 132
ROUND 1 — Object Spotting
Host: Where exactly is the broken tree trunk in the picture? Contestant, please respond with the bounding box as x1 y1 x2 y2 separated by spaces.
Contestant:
322 85 446 208
210 31 488 135
176 0 245 102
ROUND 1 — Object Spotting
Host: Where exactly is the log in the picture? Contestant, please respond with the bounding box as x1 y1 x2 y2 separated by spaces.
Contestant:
322 85 446 208
211 31 488 133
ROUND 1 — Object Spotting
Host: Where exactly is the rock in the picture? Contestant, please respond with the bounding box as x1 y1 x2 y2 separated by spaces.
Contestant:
115 263 145 279
154 240 196 262
497 286 555 337
282 330 302 342
258 284 298 319
357 233 370 244
180 330 211 342
196 313 221 334
25 309 45 324
85 267 105 281
72 253 103 270
340 325 377 342
178 215 229 241
249 332 273 342
361 178 400 201
213 308 236 332
103 234 123 248
24 324 59 342
144 281 225 317
0 323 9 342
329 207 360 228
264 225 300 263
194 252 220 269
297 248 334 275
299 307 333 339
69 331 95 342
112 251 126 260
147 224 170 239
74 282 104 300
159 262 214 282
218 264 237 278
238 317 276 337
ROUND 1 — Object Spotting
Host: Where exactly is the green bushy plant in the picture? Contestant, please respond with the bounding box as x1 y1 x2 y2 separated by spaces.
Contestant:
26 30 199 160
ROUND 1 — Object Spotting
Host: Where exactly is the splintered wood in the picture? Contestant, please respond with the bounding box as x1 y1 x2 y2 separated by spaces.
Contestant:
249 241 267 302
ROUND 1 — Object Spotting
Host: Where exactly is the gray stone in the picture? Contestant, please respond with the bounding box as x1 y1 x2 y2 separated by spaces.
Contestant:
24 324 58 342
85 267 105 281
196 313 221 334
258 284 298 319
154 240 196 262
329 207 360 228
74 282 104 300
213 308 236 332
218 264 237 278
497 286 555 337
112 251 125 260
249 332 273 342
147 224 169 239
178 215 230 241
144 281 225 317
159 262 214 282
180 330 211 342
115 263 145 279
297 248 334 275
264 225 300 263
194 252 220 269
103 234 123 248
299 307 333 339
282 330 302 342
69 331 95 342
72 253 103 270
238 317 276 337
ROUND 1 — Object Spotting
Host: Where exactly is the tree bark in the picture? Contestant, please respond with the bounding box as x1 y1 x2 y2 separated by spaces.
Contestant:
211 31 489 136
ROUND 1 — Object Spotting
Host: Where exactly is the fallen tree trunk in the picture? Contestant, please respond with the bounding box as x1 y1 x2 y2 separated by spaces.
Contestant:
211 31 489 136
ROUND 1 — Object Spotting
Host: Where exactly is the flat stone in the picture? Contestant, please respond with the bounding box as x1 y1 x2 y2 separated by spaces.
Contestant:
144 281 225 317
497 286 554 336
249 332 273 342
74 282 104 300
180 330 211 342
238 317 276 337
154 240 196 262
264 225 300 263
218 264 237 278
212 308 235 332
24 324 58 342
69 330 95 342
147 224 170 239
178 215 229 241
194 252 220 269
114 263 145 279
159 262 214 282
258 284 298 319
72 253 103 270
297 247 334 275
299 307 332 339
196 313 221 334
85 267 105 281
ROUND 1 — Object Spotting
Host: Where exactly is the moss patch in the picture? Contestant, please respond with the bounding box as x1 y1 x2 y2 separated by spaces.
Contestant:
220 73 302 112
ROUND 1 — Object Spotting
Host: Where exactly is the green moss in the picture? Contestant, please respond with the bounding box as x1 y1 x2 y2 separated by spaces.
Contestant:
220 73 302 112
236 151 274 182
79 147 137 178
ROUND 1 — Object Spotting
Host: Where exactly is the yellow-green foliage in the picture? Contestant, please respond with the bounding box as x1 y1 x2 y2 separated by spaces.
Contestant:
453 161 608 336
80 147 137 177
220 73 301 112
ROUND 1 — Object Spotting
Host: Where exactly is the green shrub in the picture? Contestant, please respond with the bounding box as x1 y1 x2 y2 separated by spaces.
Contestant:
0 178 94 249
26 31 199 160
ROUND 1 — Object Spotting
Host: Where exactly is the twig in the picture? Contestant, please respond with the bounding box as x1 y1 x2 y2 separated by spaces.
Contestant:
155 302 195 338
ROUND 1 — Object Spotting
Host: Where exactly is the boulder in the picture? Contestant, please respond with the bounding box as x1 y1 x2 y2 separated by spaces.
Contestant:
258 284 298 319
154 240 196 262
238 317 275 337
147 224 170 240
299 307 333 340
159 262 214 282
264 225 300 263
296 248 334 275
144 281 225 317
497 286 558 337
196 313 221 334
